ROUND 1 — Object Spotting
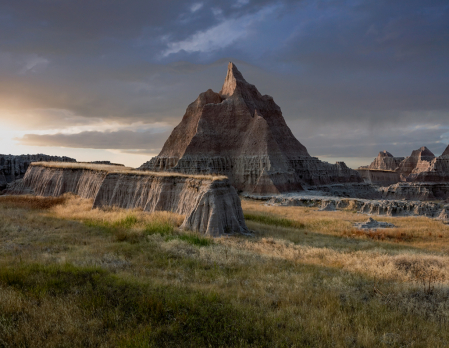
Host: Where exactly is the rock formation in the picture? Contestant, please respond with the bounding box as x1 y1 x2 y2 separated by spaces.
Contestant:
354 218 395 230
360 145 449 185
368 151 404 171
396 146 435 180
266 194 449 221
139 62 362 194
407 145 449 183
357 168 400 186
380 182 449 200
10 163 248 236
0 154 76 189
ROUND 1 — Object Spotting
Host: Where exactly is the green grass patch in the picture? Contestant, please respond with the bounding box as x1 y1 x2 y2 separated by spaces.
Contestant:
0 263 271 347
144 221 174 236
177 234 213 247
84 214 139 231
113 215 139 229
244 213 305 229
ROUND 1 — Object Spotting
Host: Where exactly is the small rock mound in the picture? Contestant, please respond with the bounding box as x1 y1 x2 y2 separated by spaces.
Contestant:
319 200 337 211
354 217 395 230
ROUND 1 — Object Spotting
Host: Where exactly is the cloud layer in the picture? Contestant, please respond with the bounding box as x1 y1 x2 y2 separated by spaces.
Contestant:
1 0 448 166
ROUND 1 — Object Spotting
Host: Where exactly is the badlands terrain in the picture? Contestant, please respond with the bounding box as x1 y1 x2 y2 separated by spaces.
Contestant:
1 63 449 347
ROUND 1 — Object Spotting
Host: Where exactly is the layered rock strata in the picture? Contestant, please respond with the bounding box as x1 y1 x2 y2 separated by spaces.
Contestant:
266 195 449 221
408 145 449 182
11 163 248 236
139 62 362 194
360 145 449 186
396 146 435 180
368 151 404 171
0 154 76 189
354 218 395 230
356 168 400 186
380 182 449 201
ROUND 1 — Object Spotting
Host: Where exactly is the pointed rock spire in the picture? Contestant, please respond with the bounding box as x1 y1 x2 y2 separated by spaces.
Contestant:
139 62 362 193
442 144 449 157
219 62 248 98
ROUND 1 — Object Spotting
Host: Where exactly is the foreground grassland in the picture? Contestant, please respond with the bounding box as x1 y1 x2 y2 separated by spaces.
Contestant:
1 195 449 347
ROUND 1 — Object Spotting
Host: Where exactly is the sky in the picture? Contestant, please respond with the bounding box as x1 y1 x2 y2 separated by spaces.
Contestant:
0 0 448 168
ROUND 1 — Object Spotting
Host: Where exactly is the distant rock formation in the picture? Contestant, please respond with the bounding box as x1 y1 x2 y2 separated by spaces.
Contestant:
139 62 362 194
9 163 248 236
380 182 449 200
360 145 449 185
267 194 449 221
357 168 401 186
396 146 435 180
0 154 76 190
407 144 449 182
368 151 404 171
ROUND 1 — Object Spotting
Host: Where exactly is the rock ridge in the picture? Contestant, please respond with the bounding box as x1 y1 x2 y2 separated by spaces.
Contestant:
266 194 449 221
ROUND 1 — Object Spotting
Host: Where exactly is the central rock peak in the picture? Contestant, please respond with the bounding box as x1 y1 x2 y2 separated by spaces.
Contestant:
219 62 249 98
139 62 362 193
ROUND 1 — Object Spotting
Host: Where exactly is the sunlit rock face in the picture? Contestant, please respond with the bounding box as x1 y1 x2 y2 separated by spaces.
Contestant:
0 154 76 189
408 145 449 182
396 146 435 180
139 62 362 194
361 145 449 187
368 151 404 171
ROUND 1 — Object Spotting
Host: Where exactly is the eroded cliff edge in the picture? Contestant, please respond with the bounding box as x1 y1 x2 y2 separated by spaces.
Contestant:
0 154 76 190
10 163 248 236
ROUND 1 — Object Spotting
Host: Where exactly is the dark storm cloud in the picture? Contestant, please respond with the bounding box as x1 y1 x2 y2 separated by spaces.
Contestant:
1 0 448 162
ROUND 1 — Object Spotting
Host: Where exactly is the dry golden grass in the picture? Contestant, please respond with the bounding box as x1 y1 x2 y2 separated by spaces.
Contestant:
2 195 449 346
0 194 68 210
242 199 449 251
31 162 228 181
49 193 184 228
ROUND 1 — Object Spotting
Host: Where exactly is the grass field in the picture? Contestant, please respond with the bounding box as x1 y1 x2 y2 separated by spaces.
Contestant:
1 194 449 347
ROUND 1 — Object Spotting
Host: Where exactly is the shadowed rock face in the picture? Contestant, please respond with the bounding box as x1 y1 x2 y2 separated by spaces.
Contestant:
10 164 248 236
0 154 76 189
140 62 362 194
